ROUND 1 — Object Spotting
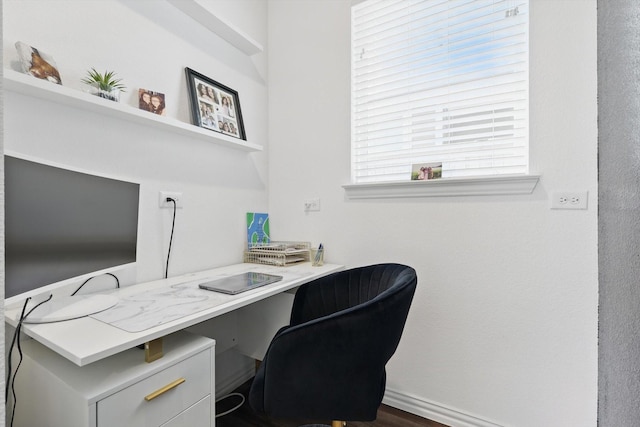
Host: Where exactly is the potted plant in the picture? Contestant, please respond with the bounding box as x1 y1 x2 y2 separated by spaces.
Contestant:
82 68 126 102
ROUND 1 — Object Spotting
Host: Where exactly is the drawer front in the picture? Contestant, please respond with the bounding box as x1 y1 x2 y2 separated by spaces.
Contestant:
98 349 212 427
160 396 211 427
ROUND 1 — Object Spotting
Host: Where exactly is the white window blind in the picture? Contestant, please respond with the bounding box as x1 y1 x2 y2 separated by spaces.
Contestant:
351 0 529 183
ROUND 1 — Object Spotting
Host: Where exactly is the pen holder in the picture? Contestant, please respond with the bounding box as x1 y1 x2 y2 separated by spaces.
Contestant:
310 248 324 266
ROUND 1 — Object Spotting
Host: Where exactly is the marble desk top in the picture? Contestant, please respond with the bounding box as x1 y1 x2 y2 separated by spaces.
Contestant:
5 262 344 366
91 268 310 333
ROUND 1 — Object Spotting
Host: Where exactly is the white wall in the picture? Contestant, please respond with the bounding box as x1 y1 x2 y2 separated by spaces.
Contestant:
2 1 600 425
267 1 598 426
2 0 268 399
2 0 268 283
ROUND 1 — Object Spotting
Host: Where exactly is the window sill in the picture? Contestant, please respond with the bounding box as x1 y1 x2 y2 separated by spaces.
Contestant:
343 174 540 199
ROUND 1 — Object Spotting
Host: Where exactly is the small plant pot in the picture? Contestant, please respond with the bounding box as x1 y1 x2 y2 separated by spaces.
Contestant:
84 84 121 102
97 88 120 102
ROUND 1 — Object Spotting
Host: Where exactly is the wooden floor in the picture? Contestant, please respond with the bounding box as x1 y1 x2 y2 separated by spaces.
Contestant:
216 380 449 427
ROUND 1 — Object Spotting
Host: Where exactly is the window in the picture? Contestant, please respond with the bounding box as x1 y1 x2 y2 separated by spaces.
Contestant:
351 0 529 184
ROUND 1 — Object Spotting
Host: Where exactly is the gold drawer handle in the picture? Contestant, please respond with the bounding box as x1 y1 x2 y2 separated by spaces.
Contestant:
144 378 186 401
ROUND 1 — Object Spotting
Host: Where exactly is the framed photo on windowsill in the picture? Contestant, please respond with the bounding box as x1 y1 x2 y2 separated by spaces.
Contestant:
185 67 246 140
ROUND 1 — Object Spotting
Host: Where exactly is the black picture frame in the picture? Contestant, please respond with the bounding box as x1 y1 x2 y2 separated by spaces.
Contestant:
185 67 246 140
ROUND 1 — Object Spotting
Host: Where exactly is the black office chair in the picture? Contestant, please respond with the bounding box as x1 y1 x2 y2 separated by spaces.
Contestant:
248 263 417 427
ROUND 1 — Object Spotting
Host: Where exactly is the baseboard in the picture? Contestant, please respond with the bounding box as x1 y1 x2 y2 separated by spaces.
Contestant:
215 357 255 398
383 388 504 427
214 358 505 427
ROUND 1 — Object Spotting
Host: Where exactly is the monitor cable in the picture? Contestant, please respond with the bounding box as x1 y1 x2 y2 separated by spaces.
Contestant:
70 272 120 296
6 295 53 427
215 392 245 418
165 197 177 279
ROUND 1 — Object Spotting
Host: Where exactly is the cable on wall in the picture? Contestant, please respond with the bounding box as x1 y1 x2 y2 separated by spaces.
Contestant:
165 197 177 279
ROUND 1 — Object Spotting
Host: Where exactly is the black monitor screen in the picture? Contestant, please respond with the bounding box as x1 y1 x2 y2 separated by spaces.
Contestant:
4 155 139 299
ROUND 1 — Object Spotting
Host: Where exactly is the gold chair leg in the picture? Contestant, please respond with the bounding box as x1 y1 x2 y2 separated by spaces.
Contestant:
331 421 346 427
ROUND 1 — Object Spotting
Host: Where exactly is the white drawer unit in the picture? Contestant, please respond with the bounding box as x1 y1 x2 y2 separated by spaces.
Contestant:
10 331 215 427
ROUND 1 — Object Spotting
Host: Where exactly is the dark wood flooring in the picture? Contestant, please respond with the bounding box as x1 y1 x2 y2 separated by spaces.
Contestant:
215 379 449 427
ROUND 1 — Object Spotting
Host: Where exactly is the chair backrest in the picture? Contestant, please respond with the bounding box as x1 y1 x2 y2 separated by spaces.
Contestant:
296 263 416 367
291 263 417 329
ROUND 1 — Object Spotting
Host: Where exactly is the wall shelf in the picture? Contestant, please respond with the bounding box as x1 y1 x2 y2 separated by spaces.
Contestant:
3 69 263 152
167 0 264 56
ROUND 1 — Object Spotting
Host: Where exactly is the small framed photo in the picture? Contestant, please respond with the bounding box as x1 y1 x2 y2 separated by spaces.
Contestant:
15 41 62 85
411 162 442 180
138 89 166 116
185 67 246 140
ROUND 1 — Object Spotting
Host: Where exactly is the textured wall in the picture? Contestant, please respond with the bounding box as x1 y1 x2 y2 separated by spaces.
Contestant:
1 0 6 420
0 0 5 425
598 1 640 426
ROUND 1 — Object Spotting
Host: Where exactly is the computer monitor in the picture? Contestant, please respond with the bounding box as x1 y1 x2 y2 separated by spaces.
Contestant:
4 154 140 323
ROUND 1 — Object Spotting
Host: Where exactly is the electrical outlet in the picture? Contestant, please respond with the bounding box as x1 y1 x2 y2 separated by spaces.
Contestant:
550 191 588 210
159 191 183 208
304 198 321 212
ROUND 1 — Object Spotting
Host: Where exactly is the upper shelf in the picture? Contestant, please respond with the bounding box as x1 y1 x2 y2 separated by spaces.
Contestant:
167 0 264 56
3 69 263 152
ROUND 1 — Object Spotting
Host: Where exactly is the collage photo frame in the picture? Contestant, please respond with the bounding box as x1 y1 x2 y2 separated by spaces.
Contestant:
185 67 246 140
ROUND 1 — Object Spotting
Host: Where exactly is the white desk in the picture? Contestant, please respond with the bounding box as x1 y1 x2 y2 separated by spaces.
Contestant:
7 262 343 427
5 262 343 366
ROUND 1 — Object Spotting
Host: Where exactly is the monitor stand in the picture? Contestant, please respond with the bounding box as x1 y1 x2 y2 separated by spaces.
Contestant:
22 294 119 324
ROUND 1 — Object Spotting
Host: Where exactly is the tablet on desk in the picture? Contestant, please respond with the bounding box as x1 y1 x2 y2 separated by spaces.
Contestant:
198 272 283 295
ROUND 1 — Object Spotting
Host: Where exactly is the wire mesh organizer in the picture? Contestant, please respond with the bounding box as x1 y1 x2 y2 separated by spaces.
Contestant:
244 241 311 266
